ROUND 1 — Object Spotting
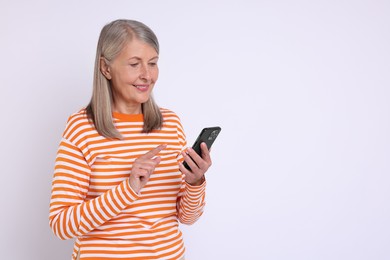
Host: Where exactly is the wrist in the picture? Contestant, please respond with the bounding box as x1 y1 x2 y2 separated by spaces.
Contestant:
128 178 140 194
187 175 205 186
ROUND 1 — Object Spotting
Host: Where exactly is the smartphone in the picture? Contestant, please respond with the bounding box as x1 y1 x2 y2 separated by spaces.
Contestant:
183 126 221 171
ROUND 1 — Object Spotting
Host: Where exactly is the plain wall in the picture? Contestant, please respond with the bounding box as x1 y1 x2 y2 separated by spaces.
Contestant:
1 0 389 259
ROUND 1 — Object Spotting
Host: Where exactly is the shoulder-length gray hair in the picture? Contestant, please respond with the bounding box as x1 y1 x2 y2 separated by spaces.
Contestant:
86 19 163 139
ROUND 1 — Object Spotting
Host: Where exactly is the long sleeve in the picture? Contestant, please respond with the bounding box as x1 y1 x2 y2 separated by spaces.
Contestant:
174 118 207 225
49 138 140 240
49 108 202 259
176 180 206 225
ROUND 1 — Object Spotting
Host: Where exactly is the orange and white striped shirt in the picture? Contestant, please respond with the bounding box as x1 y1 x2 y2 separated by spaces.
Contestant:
49 108 206 260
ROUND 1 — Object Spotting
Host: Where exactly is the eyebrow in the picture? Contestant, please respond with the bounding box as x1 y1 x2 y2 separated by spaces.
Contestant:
128 56 159 61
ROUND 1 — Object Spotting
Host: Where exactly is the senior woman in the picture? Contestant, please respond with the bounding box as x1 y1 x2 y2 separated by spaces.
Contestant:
49 19 212 260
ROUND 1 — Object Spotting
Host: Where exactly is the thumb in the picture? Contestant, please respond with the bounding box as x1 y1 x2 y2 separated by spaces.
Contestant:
153 156 162 165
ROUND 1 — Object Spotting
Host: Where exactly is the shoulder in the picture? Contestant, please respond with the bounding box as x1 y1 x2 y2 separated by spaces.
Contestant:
160 107 183 124
159 107 186 138
160 107 181 120
66 108 89 123
62 108 95 141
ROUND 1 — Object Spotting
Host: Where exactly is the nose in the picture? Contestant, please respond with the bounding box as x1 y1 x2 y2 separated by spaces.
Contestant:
139 64 151 81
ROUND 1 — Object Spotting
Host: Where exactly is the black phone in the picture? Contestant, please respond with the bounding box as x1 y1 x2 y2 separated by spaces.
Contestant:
183 126 221 171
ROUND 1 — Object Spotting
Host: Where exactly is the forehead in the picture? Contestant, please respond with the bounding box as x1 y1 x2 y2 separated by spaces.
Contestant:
118 39 158 59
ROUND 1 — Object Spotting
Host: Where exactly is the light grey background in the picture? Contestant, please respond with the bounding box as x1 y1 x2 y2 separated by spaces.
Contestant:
1 0 389 259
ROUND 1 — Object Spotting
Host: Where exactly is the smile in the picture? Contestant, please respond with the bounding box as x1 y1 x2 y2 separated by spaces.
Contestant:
133 85 149 92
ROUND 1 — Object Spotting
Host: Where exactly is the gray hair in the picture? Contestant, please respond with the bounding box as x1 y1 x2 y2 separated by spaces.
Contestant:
86 19 162 139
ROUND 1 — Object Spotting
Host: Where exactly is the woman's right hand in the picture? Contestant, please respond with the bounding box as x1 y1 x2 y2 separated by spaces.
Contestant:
128 144 167 194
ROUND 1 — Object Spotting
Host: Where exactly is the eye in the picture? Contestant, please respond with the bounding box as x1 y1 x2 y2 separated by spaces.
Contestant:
149 62 158 67
130 63 139 68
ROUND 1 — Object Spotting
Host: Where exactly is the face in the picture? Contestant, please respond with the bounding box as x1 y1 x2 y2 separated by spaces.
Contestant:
101 38 159 114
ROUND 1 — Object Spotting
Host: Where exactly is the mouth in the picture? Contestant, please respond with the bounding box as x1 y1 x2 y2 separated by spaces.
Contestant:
133 85 149 92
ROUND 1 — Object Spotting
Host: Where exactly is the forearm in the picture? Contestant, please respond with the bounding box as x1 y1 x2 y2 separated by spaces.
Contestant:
177 180 206 225
49 138 140 240
49 178 139 240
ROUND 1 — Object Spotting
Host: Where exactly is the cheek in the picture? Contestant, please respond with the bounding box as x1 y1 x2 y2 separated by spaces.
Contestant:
124 70 139 82
152 68 159 81
113 69 135 83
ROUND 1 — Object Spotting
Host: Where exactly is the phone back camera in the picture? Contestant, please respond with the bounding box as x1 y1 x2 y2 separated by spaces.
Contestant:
208 130 220 140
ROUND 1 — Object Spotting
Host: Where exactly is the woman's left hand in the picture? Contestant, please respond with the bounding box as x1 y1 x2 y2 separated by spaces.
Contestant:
179 142 212 186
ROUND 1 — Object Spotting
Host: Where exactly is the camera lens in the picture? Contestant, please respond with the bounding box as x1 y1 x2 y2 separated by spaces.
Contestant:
208 130 219 140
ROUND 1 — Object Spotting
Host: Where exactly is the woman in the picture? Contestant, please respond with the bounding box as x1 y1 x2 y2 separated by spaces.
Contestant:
49 19 212 260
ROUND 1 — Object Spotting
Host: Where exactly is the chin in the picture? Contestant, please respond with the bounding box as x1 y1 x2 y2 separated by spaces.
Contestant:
139 97 151 104
134 92 153 105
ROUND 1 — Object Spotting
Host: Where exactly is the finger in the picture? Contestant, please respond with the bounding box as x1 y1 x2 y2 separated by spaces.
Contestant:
200 142 212 164
182 150 200 172
178 161 193 180
178 161 190 174
136 156 162 168
131 168 149 178
135 157 161 173
135 156 161 167
152 156 162 165
186 147 208 170
138 144 167 160
142 156 161 168
179 162 204 185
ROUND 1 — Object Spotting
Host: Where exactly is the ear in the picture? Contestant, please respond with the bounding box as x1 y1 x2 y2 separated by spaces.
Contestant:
100 57 112 80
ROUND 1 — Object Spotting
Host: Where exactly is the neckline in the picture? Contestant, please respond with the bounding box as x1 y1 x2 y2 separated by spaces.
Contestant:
112 112 144 122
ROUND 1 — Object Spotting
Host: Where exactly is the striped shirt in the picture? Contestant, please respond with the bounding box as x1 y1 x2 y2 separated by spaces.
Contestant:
49 108 206 260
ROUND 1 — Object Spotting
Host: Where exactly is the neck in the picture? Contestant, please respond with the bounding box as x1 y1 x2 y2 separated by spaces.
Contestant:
112 103 142 115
